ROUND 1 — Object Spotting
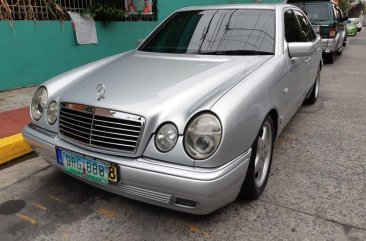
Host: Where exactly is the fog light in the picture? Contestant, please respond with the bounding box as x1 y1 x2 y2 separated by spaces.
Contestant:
175 198 197 207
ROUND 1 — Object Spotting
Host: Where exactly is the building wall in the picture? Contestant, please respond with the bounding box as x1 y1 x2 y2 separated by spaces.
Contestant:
0 0 279 91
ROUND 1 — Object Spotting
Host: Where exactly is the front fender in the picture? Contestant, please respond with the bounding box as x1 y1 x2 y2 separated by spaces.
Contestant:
195 56 284 168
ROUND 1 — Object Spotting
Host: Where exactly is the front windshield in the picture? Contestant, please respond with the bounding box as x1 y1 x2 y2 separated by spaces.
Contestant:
139 9 275 55
346 20 355 26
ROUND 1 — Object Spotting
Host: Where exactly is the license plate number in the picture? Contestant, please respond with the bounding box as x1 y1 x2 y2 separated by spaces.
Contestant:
56 148 119 185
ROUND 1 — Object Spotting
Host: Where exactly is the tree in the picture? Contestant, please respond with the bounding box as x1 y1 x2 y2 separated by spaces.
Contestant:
339 0 350 14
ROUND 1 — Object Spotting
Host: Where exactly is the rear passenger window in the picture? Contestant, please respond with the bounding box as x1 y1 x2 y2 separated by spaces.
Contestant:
284 9 307 42
336 8 343 22
333 5 339 21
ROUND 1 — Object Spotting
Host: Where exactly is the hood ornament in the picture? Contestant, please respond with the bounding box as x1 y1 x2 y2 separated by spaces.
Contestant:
97 84 106 101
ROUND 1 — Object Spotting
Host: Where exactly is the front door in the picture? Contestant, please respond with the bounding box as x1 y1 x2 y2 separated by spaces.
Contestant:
294 9 322 90
281 8 309 127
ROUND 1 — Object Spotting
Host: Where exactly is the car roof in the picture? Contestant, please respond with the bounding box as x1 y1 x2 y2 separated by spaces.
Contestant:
178 3 296 12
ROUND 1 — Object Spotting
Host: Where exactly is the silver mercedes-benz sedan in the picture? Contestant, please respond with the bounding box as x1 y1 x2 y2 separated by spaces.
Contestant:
23 4 322 214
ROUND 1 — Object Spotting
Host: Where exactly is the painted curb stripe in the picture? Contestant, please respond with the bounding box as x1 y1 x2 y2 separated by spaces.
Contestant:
0 107 30 138
0 133 32 164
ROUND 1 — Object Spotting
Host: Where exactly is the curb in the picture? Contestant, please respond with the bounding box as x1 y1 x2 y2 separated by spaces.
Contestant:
0 133 32 165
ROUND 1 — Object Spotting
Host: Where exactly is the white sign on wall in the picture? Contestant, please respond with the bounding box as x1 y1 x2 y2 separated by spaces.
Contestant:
68 11 98 45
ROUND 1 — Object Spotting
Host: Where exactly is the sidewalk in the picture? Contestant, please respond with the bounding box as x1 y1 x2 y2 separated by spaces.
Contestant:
0 87 37 165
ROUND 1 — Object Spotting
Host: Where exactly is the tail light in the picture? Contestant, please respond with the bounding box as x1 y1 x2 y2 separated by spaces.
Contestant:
329 27 336 38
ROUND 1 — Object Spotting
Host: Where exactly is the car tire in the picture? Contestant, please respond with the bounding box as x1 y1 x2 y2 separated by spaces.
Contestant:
240 115 274 199
336 47 343 55
304 67 320 105
324 52 335 64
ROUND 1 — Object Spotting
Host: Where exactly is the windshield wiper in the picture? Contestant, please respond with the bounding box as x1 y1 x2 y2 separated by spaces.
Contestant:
196 50 273 56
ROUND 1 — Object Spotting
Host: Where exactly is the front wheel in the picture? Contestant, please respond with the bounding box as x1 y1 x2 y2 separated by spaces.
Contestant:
240 115 274 199
304 67 320 105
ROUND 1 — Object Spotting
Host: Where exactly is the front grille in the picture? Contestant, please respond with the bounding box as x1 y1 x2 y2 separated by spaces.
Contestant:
59 103 144 154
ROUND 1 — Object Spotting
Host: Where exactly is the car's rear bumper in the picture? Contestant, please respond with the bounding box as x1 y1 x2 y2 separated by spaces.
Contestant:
23 124 251 215
321 38 337 53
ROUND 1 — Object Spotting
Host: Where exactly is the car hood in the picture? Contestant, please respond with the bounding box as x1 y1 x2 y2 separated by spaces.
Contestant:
58 50 271 132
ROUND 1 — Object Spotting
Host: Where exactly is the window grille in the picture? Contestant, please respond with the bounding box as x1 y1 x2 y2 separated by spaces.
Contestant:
0 0 157 21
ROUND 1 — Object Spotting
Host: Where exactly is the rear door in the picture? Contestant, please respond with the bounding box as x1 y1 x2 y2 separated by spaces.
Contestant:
333 5 345 50
335 6 346 46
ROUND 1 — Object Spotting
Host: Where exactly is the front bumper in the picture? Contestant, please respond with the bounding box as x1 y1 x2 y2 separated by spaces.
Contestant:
347 29 357 36
23 124 251 215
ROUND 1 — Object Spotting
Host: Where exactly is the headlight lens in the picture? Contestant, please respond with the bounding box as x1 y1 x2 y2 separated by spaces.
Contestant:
155 123 178 152
31 87 48 121
184 113 222 160
47 101 58 125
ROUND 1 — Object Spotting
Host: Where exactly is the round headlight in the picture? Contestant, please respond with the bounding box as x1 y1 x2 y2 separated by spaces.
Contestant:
155 123 178 152
31 87 48 121
184 113 222 160
47 101 58 125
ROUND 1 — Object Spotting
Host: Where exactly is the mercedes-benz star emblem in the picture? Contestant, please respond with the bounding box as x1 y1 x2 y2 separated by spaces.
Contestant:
97 84 106 101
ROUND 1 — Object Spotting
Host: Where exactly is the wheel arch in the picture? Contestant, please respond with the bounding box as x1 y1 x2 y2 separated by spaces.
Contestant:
267 109 279 140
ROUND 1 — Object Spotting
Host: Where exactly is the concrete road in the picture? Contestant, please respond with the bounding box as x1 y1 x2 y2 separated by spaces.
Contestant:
1 32 366 241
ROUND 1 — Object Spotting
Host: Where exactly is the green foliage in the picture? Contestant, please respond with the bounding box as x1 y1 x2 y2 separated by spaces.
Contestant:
339 0 350 14
84 2 128 21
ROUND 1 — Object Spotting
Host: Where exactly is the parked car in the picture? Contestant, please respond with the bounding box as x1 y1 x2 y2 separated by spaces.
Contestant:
343 21 348 46
348 18 362 32
356 18 362 31
23 4 322 214
346 20 358 36
287 0 347 64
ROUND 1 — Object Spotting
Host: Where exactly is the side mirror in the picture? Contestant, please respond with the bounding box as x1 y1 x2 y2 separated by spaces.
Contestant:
136 39 145 48
288 42 314 58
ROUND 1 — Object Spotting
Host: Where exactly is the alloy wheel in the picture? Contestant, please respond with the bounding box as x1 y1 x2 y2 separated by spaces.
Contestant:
254 120 273 188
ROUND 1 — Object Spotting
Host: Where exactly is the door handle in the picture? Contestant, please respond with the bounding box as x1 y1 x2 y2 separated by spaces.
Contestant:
305 57 311 64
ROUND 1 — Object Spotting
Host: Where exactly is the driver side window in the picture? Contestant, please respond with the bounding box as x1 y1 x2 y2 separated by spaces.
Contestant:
294 10 317 41
284 9 307 42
